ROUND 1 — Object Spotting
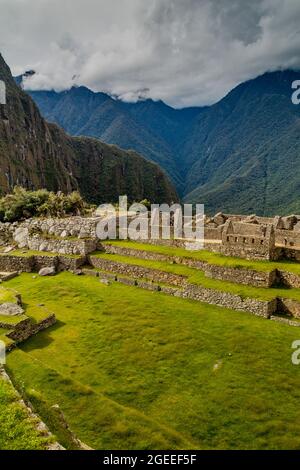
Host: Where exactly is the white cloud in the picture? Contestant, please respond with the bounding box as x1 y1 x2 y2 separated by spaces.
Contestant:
0 0 299 107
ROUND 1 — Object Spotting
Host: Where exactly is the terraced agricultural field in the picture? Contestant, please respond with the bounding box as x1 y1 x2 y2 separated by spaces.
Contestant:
0 370 53 450
90 249 300 303
4 273 300 450
102 240 300 275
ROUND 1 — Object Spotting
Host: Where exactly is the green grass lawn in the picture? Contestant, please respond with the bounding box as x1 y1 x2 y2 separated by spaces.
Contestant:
4 273 300 450
0 371 52 450
102 240 300 275
92 252 300 302
0 286 18 304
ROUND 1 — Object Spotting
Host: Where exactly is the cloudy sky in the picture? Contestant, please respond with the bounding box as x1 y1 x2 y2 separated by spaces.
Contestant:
0 0 299 107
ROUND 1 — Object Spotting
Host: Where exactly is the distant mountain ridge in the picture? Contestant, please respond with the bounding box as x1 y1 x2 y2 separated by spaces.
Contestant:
0 54 177 205
21 69 300 215
20 81 203 194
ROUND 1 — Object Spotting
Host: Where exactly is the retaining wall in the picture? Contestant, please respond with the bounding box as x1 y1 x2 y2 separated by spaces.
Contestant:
88 256 186 287
103 244 276 287
84 265 277 317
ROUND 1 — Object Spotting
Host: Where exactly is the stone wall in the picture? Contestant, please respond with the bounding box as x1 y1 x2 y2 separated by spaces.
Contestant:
6 313 56 344
275 229 300 249
103 244 276 287
221 220 277 261
280 248 300 261
84 269 277 318
276 270 300 288
204 264 277 288
277 298 300 319
0 253 85 274
0 222 16 246
88 256 186 287
204 226 222 240
0 255 34 272
27 235 97 256
180 285 277 318
19 217 101 239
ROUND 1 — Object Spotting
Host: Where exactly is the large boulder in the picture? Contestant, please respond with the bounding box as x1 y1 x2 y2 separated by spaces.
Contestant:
13 227 29 248
0 303 24 316
38 267 56 277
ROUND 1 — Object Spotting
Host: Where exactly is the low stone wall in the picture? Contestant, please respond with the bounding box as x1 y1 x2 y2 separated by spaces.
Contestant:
277 270 300 288
0 368 64 450
270 316 300 327
277 298 300 318
6 314 56 344
28 235 97 256
88 256 186 287
204 264 277 288
18 217 101 239
33 255 57 272
180 285 277 318
0 318 31 330
84 264 277 317
103 244 275 287
0 253 85 274
58 256 85 272
0 255 34 272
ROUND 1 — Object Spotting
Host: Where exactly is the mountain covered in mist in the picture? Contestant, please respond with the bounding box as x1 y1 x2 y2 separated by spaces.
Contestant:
23 70 300 215
0 53 178 205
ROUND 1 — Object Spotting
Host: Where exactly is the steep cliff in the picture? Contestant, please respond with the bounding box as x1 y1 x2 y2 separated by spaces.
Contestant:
0 54 177 205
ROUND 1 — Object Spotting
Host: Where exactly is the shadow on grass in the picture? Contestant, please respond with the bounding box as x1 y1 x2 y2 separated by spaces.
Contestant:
20 320 66 352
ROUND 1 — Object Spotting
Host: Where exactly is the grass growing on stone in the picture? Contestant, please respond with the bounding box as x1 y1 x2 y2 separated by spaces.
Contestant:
0 286 18 304
0 371 51 450
0 313 28 326
102 240 300 275
92 252 300 302
4 273 300 450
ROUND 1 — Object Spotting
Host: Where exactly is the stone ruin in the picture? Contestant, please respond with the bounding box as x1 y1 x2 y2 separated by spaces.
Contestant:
0 212 299 262
204 212 300 260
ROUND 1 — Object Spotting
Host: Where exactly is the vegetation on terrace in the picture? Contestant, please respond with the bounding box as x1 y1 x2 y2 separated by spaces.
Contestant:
4 273 300 450
0 371 52 449
102 240 300 275
0 286 18 304
92 252 300 302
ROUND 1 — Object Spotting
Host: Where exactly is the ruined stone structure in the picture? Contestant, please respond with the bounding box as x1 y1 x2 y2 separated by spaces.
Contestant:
203 212 300 261
0 213 300 325
0 211 300 262
221 220 277 261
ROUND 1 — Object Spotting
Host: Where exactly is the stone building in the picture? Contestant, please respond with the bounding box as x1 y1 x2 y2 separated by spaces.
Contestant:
221 220 277 260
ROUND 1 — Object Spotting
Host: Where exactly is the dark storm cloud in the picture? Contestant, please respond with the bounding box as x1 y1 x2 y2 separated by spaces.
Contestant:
0 0 299 107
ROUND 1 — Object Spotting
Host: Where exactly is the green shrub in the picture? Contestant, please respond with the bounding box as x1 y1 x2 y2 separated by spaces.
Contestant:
0 187 88 222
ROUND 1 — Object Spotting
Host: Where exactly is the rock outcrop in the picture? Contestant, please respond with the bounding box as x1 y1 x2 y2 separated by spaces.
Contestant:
0 53 178 205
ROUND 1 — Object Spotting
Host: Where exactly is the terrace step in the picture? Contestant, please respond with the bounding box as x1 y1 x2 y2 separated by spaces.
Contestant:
85 257 278 319
0 271 19 281
101 242 278 288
